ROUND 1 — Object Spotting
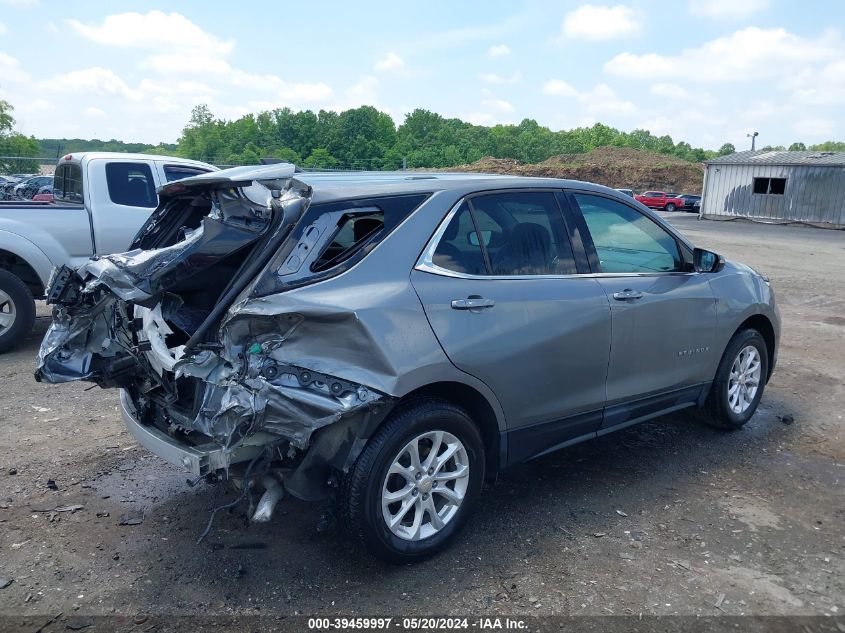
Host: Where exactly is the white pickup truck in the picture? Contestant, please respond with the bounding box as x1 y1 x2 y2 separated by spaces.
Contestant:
0 152 215 352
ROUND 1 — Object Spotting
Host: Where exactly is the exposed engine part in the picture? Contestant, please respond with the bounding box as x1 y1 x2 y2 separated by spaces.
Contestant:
251 475 285 523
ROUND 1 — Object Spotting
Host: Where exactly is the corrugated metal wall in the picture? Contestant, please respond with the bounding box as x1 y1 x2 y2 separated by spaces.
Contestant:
701 164 845 227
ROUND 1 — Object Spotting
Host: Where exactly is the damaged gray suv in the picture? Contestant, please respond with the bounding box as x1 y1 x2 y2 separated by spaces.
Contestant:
35 164 779 562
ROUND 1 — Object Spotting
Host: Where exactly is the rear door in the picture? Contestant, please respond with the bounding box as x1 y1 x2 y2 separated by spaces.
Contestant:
566 191 718 431
411 190 611 464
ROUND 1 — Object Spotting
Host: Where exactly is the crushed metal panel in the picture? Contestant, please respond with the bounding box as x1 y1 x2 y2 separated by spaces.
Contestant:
34 170 399 489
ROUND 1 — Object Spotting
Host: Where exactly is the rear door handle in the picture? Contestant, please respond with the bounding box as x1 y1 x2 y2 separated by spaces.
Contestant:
612 289 644 301
451 296 495 310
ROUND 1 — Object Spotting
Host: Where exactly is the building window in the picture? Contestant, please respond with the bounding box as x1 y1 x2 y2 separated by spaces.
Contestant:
752 177 787 195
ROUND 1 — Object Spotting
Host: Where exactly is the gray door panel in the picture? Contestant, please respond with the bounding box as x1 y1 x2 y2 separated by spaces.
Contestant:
596 274 718 409
410 270 611 431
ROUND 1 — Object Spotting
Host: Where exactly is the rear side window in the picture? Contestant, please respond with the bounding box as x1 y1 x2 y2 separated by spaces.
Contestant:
573 193 683 273
312 211 384 272
53 164 83 203
251 193 430 297
164 164 210 182
105 162 157 208
433 191 577 276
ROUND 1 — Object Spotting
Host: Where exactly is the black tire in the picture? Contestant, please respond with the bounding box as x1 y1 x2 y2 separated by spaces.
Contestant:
701 329 769 430
0 269 36 354
341 399 485 563
665 203 677 212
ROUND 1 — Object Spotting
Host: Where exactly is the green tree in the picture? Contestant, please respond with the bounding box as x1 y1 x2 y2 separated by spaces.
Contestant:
303 148 339 169
809 141 845 151
0 99 14 135
718 143 736 156
272 147 303 164
788 142 806 151
0 99 40 173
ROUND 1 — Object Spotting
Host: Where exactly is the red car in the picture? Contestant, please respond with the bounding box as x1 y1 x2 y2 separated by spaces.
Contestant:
634 191 685 211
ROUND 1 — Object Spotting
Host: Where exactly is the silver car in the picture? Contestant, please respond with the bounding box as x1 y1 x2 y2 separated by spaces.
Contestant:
36 165 779 562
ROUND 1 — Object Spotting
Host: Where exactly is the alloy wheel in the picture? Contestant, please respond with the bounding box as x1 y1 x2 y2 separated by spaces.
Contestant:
0 289 16 334
381 430 470 541
728 345 762 414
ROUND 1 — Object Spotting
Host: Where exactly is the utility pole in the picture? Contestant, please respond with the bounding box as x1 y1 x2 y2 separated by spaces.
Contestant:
402 157 407 171
747 131 759 151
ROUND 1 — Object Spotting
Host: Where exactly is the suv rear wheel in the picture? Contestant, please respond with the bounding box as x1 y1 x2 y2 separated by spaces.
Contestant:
665 203 677 212
701 329 768 430
341 399 485 563
0 270 35 354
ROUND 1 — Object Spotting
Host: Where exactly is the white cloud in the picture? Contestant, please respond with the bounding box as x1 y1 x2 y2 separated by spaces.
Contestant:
43 67 143 101
487 44 511 57
0 21 7 34
605 27 841 82
478 72 521 85
68 11 233 54
688 0 769 19
404 14 530 54
0 52 29 83
541 79 578 96
561 4 642 41
24 98 55 112
462 112 496 126
793 117 835 137
12 9 347 142
139 79 215 95
542 79 636 116
374 52 405 72
482 98 515 113
782 59 845 106
143 53 232 75
339 75 380 109
580 83 637 115
650 82 692 100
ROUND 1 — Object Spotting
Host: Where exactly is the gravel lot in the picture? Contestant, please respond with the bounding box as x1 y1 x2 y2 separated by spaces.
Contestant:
0 214 843 622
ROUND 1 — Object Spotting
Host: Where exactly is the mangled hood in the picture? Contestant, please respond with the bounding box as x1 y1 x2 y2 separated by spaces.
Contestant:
34 163 388 459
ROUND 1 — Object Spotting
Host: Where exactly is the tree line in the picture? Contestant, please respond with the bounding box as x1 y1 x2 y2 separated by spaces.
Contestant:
114 104 845 169
3 97 845 174
176 104 738 169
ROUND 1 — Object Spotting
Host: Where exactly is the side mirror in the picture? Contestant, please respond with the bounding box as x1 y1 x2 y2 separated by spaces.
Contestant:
693 247 725 273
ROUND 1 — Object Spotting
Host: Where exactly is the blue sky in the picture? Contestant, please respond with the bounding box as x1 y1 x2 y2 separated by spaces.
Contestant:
1 0 843 150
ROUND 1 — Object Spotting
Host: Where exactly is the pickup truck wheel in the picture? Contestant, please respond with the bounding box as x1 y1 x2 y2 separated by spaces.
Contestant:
0 269 35 353
340 399 485 563
700 329 768 430
665 203 677 212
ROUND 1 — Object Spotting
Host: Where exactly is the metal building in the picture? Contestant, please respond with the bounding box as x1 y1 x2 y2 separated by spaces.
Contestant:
701 150 845 228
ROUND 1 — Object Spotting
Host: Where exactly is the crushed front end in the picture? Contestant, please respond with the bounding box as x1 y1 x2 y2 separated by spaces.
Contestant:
34 165 392 512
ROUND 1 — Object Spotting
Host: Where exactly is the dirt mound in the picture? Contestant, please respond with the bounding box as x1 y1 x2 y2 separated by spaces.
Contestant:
447 147 704 194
